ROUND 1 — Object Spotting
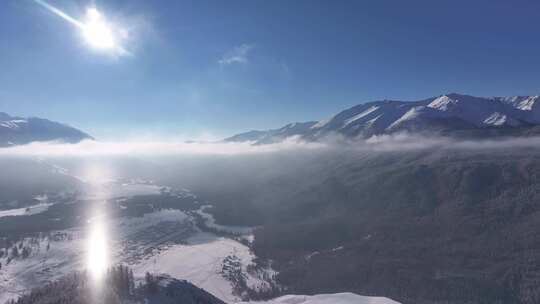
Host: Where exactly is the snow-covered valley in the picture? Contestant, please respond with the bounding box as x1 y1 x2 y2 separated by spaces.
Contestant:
0 180 278 303
0 164 400 304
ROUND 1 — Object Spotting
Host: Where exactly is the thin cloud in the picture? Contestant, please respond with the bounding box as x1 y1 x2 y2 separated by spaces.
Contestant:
0 137 323 157
356 132 540 152
3 133 540 158
219 44 255 66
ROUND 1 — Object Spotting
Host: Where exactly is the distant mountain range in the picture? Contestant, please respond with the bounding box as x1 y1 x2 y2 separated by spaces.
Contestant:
225 121 318 144
0 112 92 146
225 93 540 144
5 93 540 147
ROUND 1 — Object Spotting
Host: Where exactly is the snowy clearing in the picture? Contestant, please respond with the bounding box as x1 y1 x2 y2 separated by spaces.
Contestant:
239 292 401 304
131 231 276 303
0 203 53 218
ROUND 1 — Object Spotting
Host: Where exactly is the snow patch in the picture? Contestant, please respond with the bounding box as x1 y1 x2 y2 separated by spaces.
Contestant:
483 112 507 126
239 292 401 304
427 95 456 111
516 96 538 111
311 117 333 129
0 203 53 218
132 232 275 303
0 120 27 130
499 95 540 111
387 106 423 129
342 106 379 127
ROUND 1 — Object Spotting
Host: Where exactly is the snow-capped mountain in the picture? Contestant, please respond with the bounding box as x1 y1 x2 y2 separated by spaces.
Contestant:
225 93 540 143
0 112 93 146
224 121 317 144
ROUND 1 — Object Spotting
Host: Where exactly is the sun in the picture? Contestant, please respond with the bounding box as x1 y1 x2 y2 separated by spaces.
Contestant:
82 8 116 50
33 1 130 56
80 7 128 55
82 8 120 50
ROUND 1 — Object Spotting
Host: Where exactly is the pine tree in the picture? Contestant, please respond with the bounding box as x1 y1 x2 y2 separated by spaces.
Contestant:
129 268 135 295
145 272 158 294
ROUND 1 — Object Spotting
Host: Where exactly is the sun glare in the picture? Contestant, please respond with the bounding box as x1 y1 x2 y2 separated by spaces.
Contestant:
82 8 115 49
33 1 130 56
82 8 118 49
87 220 109 281
83 163 112 284
80 7 128 56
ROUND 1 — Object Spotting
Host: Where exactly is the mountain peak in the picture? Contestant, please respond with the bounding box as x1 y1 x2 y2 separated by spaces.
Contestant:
445 92 471 98
0 111 93 147
225 93 540 144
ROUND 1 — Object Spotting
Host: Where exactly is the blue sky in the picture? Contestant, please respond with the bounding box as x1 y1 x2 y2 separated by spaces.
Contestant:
1 0 540 140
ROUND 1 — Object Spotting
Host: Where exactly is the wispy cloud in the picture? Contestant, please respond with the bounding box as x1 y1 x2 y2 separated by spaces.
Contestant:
219 44 255 66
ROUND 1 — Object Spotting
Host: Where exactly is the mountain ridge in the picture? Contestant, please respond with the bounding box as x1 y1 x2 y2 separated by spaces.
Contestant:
225 93 540 144
0 112 93 146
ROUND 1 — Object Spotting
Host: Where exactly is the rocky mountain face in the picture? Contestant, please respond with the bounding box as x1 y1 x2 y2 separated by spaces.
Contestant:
225 93 540 144
0 112 92 146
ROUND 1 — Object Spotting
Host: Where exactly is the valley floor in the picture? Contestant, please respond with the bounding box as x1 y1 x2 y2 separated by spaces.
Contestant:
0 181 275 303
0 179 400 304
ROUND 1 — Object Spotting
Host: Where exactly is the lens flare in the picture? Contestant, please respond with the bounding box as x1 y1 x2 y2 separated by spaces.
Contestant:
33 0 129 56
82 163 112 284
87 220 109 280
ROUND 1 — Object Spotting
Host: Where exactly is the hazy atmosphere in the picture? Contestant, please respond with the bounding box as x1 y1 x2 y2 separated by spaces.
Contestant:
3 1 540 304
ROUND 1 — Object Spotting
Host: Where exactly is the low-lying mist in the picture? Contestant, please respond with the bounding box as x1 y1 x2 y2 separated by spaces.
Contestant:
2 131 540 159
2 132 540 218
3 132 540 303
